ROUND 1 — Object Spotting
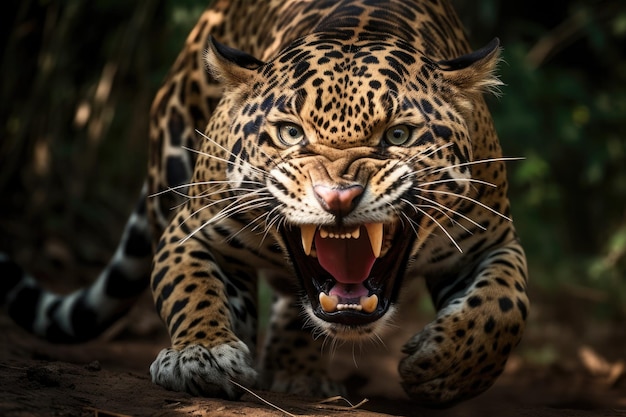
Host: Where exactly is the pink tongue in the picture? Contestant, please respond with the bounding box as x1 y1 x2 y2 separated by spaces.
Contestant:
315 228 376 284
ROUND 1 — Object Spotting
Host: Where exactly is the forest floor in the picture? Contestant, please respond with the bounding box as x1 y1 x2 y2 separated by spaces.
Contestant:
1 226 626 416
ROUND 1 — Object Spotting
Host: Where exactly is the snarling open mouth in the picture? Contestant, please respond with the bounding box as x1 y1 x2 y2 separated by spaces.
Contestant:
281 222 415 326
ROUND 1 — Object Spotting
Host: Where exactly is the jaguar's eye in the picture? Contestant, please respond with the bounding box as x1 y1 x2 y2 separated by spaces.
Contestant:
384 124 412 146
277 123 305 146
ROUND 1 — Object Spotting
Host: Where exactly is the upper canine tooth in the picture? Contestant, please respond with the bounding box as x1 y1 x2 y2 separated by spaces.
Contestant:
300 225 316 256
364 223 383 258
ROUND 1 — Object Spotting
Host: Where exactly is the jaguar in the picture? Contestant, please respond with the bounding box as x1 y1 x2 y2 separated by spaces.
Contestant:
1 0 529 406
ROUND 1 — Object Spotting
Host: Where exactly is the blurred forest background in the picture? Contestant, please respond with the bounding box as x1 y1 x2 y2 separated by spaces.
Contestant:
0 0 625 339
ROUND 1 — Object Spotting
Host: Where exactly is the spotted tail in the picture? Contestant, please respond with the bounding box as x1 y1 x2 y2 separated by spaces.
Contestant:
0 184 153 343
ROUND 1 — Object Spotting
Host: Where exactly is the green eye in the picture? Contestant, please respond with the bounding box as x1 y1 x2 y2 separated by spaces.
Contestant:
278 123 305 146
384 124 412 146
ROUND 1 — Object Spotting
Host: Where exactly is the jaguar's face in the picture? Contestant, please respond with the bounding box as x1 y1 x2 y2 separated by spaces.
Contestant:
205 33 500 338
267 117 473 339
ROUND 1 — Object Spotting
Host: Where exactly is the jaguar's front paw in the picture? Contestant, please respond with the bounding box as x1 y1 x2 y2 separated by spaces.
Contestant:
399 311 522 406
150 341 257 399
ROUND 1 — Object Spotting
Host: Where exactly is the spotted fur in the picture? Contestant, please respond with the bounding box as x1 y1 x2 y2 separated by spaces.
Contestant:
1 0 529 406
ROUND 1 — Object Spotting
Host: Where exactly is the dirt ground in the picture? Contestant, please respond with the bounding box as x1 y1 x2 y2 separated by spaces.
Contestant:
1 225 625 417
1 284 625 417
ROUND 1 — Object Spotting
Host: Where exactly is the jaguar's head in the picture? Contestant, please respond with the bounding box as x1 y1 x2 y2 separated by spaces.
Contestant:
203 33 501 339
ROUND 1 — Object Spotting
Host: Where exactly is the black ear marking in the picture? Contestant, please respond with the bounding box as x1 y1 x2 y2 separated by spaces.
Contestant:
208 36 265 69
436 38 502 112
437 38 500 71
205 37 266 86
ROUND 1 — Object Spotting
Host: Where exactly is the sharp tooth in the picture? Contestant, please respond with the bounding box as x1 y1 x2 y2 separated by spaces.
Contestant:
364 223 383 258
360 294 379 313
300 225 316 256
351 227 360 239
319 292 338 313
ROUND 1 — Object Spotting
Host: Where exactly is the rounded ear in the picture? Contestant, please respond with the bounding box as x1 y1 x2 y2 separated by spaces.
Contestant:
438 38 503 98
204 36 265 87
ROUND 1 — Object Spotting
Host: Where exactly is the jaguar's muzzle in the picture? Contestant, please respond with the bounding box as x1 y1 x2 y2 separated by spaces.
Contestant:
282 222 415 326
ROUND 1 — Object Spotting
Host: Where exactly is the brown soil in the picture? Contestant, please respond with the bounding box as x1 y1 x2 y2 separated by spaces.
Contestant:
1 221 625 417
1 286 625 417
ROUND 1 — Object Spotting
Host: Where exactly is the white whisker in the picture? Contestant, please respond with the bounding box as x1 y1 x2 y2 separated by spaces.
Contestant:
196 129 281 174
180 198 274 244
412 156 524 177
415 203 473 235
178 189 271 228
206 196 274 225
418 177 497 188
260 206 284 238
228 203 285 247
419 188 511 222
410 194 486 231
415 206 463 253
178 189 272 235
224 211 271 244
182 145 267 177
400 212 420 236
149 180 265 198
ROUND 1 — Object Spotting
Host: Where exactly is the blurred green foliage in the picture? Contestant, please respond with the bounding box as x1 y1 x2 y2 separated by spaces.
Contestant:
456 0 626 315
1 1 624 315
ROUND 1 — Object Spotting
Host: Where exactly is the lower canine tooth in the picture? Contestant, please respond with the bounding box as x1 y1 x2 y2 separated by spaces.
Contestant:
319 292 339 313
360 294 379 313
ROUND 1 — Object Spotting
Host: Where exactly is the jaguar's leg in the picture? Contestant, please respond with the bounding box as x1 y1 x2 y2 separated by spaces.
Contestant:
148 218 258 399
399 239 528 406
259 293 347 397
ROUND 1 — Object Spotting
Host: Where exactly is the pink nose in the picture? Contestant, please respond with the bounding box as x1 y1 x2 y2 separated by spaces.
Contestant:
314 184 364 217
